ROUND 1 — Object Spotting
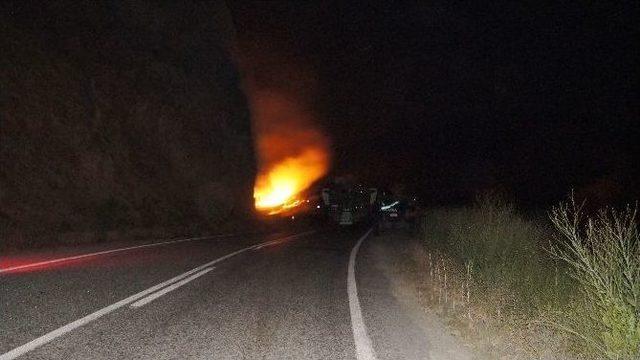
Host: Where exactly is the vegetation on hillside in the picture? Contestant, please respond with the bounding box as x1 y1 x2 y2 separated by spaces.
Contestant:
0 2 255 249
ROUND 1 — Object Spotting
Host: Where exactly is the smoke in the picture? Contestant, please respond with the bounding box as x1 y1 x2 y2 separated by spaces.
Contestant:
249 81 330 212
227 1 332 213
233 40 330 213
251 89 329 171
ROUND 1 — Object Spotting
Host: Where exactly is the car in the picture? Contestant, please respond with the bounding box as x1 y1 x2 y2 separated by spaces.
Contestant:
378 200 404 230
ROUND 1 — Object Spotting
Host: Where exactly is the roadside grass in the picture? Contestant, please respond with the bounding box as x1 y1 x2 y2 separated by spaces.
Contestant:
419 197 574 359
416 193 639 359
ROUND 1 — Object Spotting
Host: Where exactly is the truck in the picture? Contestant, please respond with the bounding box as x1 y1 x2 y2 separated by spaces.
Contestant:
321 183 377 225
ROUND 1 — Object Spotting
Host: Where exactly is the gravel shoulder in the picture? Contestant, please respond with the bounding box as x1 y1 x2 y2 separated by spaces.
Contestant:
360 229 474 360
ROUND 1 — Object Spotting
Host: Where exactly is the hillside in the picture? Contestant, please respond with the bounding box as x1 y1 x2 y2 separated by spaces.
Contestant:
0 2 255 248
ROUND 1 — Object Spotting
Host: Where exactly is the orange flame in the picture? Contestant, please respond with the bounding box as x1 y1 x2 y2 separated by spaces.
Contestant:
251 91 330 215
254 147 329 214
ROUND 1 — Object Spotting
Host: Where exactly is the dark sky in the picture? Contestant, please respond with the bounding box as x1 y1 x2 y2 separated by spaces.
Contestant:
230 2 639 207
3 1 637 208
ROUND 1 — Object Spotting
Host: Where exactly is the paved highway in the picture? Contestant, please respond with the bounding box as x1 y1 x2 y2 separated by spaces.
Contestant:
1 225 470 359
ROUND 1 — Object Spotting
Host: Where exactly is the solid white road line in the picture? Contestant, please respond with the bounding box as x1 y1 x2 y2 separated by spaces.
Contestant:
130 267 215 308
348 227 378 360
0 231 314 360
0 234 238 274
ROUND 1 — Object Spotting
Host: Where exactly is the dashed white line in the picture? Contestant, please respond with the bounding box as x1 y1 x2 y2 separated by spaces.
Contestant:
130 267 215 308
0 231 314 360
0 261 213 360
348 227 378 360
0 234 237 274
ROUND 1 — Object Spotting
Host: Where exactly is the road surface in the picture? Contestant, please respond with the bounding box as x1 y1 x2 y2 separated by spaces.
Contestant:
1 225 470 359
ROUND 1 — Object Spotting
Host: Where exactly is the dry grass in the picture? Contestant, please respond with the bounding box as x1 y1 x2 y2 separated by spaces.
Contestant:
417 195 581 359
417 194 640 359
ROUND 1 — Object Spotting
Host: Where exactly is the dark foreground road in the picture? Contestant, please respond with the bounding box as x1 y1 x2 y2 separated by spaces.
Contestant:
1 225 470 359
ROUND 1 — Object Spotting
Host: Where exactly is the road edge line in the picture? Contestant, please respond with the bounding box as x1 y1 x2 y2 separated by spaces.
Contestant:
0 234 238 274
348 227 378 360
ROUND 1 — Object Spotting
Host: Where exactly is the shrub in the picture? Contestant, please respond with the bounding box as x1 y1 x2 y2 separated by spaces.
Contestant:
420 195 575 358
425 194 555 307
549 197 640 359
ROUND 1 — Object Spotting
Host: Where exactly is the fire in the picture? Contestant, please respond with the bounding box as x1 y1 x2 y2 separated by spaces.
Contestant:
231 15 336 215
249 91 330 215
254 147 328 214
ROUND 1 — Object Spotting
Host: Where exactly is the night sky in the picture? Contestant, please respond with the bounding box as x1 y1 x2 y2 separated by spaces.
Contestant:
230 2 638 207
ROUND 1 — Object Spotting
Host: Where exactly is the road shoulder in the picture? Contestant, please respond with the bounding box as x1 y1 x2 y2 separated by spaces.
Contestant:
357 229 473 360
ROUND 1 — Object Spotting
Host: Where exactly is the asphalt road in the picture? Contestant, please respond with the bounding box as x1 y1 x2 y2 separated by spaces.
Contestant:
1 225 470 359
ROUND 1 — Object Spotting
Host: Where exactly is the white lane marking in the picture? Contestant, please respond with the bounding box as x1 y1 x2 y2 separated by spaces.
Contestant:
130 267 215 308
0 231 314 360
0 234 238 274
348 227 378 360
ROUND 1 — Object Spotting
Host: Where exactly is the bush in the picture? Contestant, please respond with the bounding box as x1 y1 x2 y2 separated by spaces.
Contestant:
425 194 557 307
549 197 640 359
420 194 575 358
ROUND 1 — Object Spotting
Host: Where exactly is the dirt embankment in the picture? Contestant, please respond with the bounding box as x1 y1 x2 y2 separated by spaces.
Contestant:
0 2 255 250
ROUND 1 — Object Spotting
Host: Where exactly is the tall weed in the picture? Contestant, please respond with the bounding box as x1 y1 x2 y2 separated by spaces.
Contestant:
549 197 640 359
420 194 574 358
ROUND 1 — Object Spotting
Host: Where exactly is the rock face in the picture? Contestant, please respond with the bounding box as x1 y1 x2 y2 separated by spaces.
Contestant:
0 2 255 247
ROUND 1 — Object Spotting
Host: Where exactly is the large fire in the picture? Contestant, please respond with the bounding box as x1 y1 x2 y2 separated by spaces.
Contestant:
250 91 330 215
254 147 329 214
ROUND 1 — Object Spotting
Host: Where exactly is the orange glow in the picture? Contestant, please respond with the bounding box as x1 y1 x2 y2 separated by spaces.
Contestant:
250 91 330 215
254 148 329 214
